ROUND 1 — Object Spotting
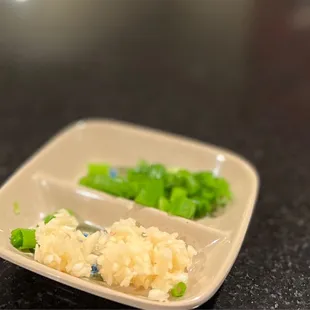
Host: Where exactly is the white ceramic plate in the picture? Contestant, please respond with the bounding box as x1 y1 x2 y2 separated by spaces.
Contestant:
0 119 259 309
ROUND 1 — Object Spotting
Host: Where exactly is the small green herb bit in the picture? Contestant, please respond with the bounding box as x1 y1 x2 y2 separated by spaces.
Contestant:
13 202 20 215
135 179 164 207
87 163 110 176
66 209 75 216
148 164 166 179
158 196 171 212
174 170 200 195
171 282 187 297
192 196 213 218
10 228 36 250
170 197 196 219
170 187 187 202
44 214 56 224
80 175 134 198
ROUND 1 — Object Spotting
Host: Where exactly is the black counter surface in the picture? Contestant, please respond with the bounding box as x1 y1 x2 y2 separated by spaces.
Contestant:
1 0 310 309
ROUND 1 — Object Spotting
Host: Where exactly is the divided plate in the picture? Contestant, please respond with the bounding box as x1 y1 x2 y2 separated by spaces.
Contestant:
0 119 259 309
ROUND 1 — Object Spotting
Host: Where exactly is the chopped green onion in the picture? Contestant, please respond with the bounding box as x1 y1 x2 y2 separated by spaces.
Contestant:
79 160 232 220
192 197 213 218
170 197 196 219
148 164 166 179
87 163 110 176
13 202 20 215
10 228 36 250
171 282 187 297
44 214 55 224
135 160 150 173
79 175 137 199
158 196 171 212
135 179 164 207
170 187 187 202
66 209 74 216
174 170 200 195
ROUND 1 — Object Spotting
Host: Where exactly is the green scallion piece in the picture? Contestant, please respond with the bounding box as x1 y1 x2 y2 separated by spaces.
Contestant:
171 282 187 297
44 214 55 224
66 209 74 216
10 228 36 250
135 179 164 207
158 196 171 212
87 163 110 176
79 160 232 220
13 202 20 215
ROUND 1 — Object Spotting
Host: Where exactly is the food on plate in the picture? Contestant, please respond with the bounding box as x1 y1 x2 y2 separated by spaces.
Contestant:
79 160 232 219
10 209 197 301
13 201 20 215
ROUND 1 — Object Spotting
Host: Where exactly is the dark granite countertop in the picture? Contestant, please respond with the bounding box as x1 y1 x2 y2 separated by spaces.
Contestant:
1 0 310 308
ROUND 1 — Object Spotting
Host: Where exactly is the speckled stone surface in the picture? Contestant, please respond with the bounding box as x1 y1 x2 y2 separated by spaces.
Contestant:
1 0 310 309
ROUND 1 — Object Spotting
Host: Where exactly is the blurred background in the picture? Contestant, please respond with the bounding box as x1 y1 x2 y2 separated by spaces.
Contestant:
0 0 310 308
